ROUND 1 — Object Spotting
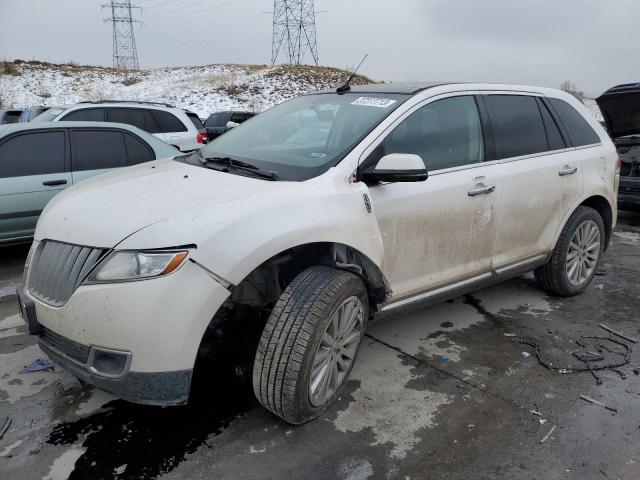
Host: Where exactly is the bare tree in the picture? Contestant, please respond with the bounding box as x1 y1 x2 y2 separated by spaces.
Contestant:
560 81 585 101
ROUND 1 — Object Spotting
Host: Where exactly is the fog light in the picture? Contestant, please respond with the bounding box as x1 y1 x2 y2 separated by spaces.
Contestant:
88 347 131 378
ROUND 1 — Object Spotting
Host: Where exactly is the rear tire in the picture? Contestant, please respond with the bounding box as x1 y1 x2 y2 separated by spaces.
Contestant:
534 206 605 296
253 266 368 424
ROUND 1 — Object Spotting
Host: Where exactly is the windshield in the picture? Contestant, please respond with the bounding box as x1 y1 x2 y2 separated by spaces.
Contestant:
197 93 406 181
31 107 65 123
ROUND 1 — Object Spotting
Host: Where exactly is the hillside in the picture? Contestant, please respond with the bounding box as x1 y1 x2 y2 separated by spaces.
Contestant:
0 60 374 118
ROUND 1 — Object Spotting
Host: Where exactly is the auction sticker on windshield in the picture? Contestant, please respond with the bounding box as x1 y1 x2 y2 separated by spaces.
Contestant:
351 97 397 108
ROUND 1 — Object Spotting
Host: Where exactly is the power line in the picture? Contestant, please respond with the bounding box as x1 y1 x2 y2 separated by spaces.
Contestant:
271 0 318 66
103 0 141 71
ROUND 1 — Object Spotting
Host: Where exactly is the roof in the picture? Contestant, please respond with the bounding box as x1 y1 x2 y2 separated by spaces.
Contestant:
313 82 456 95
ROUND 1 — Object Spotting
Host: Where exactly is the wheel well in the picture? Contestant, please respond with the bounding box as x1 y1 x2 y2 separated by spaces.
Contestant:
194 243 390 382
580 195 613 250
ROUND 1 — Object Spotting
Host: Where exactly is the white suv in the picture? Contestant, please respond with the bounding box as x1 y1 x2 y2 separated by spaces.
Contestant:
32 100 207 152
18 83 618 424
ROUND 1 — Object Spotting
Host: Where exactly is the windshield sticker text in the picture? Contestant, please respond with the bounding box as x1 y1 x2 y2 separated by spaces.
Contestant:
351 97 397 108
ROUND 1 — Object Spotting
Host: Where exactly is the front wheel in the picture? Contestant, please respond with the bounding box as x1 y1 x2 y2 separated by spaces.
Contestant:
253 266 368 424
535 206 605 296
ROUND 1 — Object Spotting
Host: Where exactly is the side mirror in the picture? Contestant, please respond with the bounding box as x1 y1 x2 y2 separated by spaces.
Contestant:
360 154 429 184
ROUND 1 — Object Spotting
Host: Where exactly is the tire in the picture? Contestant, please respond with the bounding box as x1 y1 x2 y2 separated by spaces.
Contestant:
253 266 368 424
534 206 605 296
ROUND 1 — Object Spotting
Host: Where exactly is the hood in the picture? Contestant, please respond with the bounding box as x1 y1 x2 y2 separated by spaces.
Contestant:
35 158 294 248
596 89 640 139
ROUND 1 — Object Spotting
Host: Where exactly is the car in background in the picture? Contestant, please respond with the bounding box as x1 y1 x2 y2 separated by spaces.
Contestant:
597 83 640 210
18 106 51 122
204 110 255 140
0 109 23 124
32 100 207 152
0 121 179 245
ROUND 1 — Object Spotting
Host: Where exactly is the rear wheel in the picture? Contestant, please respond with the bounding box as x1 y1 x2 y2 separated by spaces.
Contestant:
253 266 368 424
535 206 604 296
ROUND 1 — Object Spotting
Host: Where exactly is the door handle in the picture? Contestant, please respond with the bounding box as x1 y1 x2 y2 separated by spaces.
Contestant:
468 184 495 196
42 180 68 186
559 166 578 176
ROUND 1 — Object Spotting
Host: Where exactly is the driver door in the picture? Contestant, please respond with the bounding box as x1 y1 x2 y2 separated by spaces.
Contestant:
365 94 502 300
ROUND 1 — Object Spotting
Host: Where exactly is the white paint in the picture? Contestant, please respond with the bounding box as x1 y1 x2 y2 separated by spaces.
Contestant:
249 445 266 454
0 344 69 404
337 457 375 480
333 340 452 459
74 389 115 416
43 447 85 480
614 230 640 247
0 439 24 457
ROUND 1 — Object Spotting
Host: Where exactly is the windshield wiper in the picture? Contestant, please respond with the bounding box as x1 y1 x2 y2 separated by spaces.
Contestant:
195 152 279 181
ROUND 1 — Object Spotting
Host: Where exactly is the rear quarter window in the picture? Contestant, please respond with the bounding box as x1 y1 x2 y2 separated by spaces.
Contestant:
548 98 601 147
154 110 188 133
186 113 204 130
124 133 155 165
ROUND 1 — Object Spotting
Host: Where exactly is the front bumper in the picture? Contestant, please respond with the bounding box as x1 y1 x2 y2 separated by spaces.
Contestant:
20 259 230 405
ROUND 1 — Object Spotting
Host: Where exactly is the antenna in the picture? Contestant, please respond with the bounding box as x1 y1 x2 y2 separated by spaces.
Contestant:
271 0 319 66
103 0 141 72
336 54 368 93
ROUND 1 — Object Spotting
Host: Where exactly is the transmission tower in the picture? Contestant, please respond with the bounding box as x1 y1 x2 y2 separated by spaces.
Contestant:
103 0 141 71
271 0 318 66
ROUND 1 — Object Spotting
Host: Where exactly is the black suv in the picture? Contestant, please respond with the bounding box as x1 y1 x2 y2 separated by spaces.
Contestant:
597 84 640 210
204 111 255 140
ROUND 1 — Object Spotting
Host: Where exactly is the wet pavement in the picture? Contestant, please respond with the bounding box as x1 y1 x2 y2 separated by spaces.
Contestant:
1 211 640 480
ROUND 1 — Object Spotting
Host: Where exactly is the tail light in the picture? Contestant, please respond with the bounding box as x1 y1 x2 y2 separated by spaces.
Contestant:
615 157 622 173
196 132 208 144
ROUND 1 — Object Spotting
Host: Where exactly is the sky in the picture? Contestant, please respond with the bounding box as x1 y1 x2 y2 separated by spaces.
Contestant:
0 0 638 96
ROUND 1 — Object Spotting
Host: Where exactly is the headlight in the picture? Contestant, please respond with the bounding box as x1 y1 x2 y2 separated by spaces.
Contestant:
86 250 188 283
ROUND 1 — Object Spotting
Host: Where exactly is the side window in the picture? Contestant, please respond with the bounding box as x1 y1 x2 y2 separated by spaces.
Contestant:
484 95 547 159
153 110 188 133
204 113 221 127
107 108 160 134
230 112 253 123
0 131 66 178
124 133 155 165
548 98 601 147
61 108 105 122
71 130 126 171
537 100 566 151
372 95 484 171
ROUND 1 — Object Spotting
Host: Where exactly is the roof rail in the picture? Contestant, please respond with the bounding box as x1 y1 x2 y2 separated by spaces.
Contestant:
77 100 176 108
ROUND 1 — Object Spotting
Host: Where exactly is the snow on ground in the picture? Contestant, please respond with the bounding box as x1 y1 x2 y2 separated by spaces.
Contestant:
0 61 372 119
583 98 604 122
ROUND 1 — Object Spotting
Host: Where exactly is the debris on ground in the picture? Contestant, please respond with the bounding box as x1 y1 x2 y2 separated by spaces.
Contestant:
598 324 638 344
517 336 631 385
595 268 607 276
440 321 454 328
0 417 11 440
433 355 449 364
522 352 531 359
540 424 556 444
579 394 618 413
20 358 54 373
503 332 517 337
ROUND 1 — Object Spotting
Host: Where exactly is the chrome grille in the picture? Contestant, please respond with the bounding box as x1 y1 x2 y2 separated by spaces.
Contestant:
27 240 107 306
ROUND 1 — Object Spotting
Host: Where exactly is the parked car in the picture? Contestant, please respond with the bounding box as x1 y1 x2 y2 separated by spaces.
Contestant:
0 121 179 245
596 83 640 210
32 100 207 152
0 109 23 124
17 106 51 122
204 110 255 139
18 83 617 425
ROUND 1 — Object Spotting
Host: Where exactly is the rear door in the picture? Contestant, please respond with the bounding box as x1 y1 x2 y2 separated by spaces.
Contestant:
0 130 70 242
485 93 574 268
70 129 127 184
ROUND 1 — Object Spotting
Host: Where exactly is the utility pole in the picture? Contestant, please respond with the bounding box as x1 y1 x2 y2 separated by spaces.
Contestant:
103 0 141 72
271 0 318 66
